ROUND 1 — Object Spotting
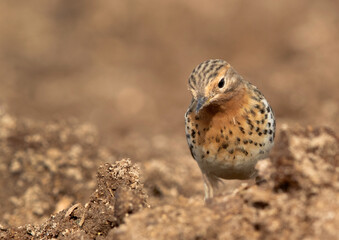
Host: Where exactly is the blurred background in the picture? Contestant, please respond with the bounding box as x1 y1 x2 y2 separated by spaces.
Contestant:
0 0 338 148
0 0 339 228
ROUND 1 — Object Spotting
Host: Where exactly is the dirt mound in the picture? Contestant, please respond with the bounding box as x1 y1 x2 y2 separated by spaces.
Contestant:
3 159 148 239
1 113 338 239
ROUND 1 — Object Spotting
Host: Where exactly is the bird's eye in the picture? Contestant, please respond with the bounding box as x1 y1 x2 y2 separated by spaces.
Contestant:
218 78 225 88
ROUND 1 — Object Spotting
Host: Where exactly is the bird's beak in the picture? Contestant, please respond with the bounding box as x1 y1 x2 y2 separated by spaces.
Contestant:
196 96 209 113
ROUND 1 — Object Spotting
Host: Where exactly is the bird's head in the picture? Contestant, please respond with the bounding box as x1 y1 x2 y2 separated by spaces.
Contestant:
188 59 244 114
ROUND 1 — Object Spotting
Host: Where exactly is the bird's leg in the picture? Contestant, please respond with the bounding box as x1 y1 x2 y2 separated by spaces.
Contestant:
202 173 214 200
202 172 220 201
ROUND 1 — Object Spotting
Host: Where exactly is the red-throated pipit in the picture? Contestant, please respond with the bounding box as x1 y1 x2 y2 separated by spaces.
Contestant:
185 59 275 200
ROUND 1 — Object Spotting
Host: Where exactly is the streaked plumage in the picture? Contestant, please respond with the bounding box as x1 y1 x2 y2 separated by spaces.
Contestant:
185 59 275 200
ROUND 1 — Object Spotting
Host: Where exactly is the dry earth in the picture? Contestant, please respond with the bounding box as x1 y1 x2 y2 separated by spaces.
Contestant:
0 109 338 239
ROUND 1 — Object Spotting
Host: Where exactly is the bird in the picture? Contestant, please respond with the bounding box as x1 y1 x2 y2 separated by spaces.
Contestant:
185 59 275 201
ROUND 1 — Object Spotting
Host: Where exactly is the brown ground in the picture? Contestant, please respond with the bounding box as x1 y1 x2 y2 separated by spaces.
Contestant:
0 1 338 239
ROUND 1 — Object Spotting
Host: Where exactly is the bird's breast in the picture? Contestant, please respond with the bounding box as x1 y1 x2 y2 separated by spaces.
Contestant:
185 87 275 179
